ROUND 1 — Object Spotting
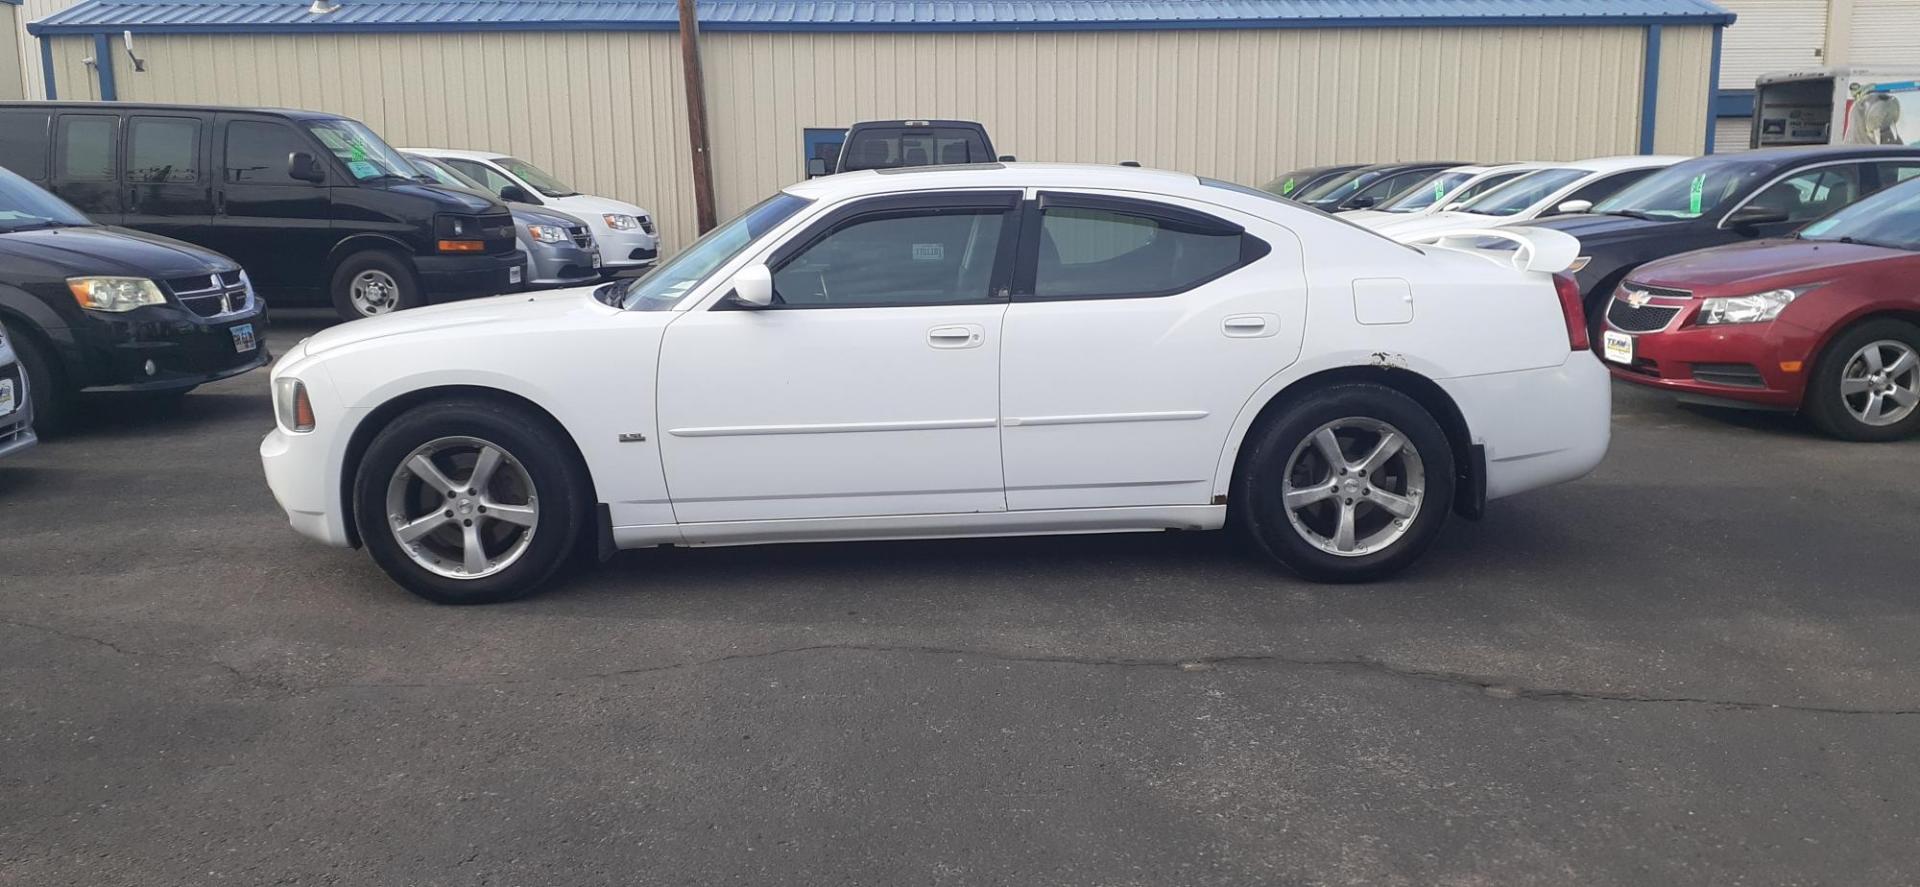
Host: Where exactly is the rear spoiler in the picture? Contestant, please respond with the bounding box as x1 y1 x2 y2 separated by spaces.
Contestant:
1396 226 1581 274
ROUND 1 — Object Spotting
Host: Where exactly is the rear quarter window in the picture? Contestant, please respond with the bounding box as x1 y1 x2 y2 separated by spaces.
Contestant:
0 111 51 181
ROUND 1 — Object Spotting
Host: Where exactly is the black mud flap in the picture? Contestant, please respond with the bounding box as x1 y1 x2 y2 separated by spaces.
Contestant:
1454 444 1487 521
596 502 617 562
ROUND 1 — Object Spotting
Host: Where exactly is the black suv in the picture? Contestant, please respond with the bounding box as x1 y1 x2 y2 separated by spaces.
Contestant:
1526 146 1920 328
0 102 525 320
0 165 268 431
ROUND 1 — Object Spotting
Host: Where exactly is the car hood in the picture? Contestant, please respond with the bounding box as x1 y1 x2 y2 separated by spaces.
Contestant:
304 286 626 357
0 225 236 279
1628 239 1917 291
546 192 650 218
383 181 502 214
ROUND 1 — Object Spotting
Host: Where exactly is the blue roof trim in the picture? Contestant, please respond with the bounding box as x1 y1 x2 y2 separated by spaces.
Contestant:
28 0 1738 36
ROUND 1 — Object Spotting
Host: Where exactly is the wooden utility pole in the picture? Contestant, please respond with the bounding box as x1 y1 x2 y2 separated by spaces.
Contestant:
677 0 718 233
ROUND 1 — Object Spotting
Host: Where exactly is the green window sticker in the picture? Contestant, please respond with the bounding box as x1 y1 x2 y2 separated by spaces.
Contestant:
1282 177 1297 195
1434 181 1447 200
349 141 367 163
1688 174 1705 215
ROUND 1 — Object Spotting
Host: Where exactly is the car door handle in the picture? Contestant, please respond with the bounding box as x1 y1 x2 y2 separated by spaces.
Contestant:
1222 313 1279 338
928 324 984 349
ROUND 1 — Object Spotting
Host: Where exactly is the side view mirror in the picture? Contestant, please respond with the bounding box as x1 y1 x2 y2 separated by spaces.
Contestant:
806 157 830 178
287 151 325 184
1727 204 1791 230
498 184 535 204
1556 199 1594 214
728 264 774 308
1345 196 1377 209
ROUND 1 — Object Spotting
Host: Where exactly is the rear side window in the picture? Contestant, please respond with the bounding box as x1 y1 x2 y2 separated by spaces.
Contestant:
56 115 117 181
1874 161 1920 189
1029 198 1265 300
0 110 51 181
128 117 200 183
224 120 310 185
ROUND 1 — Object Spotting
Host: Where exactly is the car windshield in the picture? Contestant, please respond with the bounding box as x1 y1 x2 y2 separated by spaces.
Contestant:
1298 170 1369 202
1799 177 1920 251
496 157 579 198
0 164 91 232
304 119 419 182
1456 168 1585 216
610 193 812 311
1381 171 1475 212
407 154 482 189
1592 157 1776 220
1261 168 1324 198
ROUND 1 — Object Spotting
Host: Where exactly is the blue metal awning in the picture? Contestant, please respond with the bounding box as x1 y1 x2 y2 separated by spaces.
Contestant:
29 0 1736 37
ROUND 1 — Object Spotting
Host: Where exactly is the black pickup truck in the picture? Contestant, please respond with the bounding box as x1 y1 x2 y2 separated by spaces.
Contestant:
808 120 1007 176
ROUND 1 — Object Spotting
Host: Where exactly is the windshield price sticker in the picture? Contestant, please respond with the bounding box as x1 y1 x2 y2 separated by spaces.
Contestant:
1688 174 1706 215
347 160 382 179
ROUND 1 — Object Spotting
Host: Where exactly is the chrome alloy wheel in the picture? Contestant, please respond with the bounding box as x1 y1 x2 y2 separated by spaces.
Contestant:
1280 418 1426 557
349 269 402 317
384 436 539 580
1839 339 1920 427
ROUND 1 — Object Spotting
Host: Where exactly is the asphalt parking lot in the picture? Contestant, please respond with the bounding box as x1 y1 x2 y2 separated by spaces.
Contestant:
4 312 1919 886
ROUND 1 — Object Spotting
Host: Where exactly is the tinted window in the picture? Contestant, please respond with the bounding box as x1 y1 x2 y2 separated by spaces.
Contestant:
1744 164 1864 223
0 164 91 231
1450 170 1526 203
225 120 311 184
1299 170 1371 202
1875 161 1920 189
1561 167 1656 206
1801 178 1920 251
1381 171 1475 212
774 208 1004 306
1458 168 1585 216
0 110 51 181
128 116 200 183
840 128 988 171
442 158 518 196
1035 205 1244 299
495 157 577 197
1594 157 1777 220
56 115 116 181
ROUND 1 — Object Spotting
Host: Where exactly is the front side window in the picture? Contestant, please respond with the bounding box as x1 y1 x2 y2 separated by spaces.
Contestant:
1744 165 1864 224
226 120 313 184
302 118 416 182
773 208 1005 306
128 117 200 183
1033 204 1247 299
1800 178 1920 251
613 192 811 311
495 157 578 197
56 115 116 181
1457 168 1585 216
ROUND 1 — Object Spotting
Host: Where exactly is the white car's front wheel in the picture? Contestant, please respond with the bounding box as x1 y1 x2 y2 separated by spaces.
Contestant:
353 397 590 604
1237 383 1455 582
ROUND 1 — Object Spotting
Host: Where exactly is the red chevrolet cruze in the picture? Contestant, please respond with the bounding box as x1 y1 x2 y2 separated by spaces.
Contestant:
1601 177 1920 441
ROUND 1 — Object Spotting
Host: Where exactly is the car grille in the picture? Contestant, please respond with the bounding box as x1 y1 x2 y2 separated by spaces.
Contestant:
1607 282 1690 334
167 270 251 319
568 225 593 250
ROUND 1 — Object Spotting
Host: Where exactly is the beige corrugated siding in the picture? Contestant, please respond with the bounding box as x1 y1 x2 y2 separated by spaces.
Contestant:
43 24 1708 251
13 0 84 98
1714 0 1829 90
0 6 22 100
1848 0 1920 69
1652 25 1714 155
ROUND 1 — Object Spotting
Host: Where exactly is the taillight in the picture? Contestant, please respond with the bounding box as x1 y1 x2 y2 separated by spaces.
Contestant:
1552 273 1589 351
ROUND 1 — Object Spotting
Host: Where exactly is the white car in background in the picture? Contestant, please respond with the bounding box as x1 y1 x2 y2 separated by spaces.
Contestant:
403 148 661 274
260 164 1610 604
1371 155 1689 242
1339 162 1550 227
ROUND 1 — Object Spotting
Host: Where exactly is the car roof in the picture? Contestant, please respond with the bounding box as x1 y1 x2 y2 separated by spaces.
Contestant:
0 100 345 121
784 162 1203 201
1554 154 1692 172
1700 144 1920 163
400 147 512 162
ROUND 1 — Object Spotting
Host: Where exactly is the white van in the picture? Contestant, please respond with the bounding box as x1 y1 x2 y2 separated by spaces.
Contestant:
1751 67 1920 148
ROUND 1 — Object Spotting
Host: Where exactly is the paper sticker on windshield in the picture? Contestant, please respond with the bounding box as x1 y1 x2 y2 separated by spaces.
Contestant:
1282 177 1296 195
912 243 945 261
349 141 368 163
1434 181 1447 200
347 160 382 179
1688 174 1705 215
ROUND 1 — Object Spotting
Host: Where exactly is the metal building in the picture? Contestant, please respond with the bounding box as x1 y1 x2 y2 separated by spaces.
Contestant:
22 0 1732 251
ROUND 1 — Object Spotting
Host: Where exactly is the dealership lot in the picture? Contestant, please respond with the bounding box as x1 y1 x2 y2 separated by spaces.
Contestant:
1 315 1917 885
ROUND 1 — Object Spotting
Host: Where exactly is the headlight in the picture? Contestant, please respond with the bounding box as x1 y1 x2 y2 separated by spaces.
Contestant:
67 277 167 312
602 213 640 231
1698 286 1815 325
274 377 315 433
526 224 570 244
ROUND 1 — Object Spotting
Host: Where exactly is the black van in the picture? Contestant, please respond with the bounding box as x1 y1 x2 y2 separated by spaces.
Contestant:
0 102 526 320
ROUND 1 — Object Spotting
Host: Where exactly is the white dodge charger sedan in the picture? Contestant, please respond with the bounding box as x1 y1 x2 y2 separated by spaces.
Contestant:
260 164 1610 604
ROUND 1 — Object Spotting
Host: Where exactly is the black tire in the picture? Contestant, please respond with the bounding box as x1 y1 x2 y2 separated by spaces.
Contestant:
1804 318 1920 442
329 251 422 321
9 328 73 436
1235 383 1455 583
353 397 591 604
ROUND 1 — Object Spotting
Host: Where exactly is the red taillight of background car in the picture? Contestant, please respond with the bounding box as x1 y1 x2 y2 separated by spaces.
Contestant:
1553 273 1589 351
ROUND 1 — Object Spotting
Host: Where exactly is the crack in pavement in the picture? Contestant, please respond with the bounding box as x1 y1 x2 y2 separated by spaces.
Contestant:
0 617 286 694
301 642 1920 717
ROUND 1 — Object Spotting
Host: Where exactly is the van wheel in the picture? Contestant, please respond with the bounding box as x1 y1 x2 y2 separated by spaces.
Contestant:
1235 383 1455 583
331 251 421 321
353 397 590 604
1805 319 1920 442
9 329 73 436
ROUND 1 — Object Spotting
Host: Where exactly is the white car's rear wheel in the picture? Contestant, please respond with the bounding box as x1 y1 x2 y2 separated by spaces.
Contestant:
1237 383 1455 582
354 397 589 604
